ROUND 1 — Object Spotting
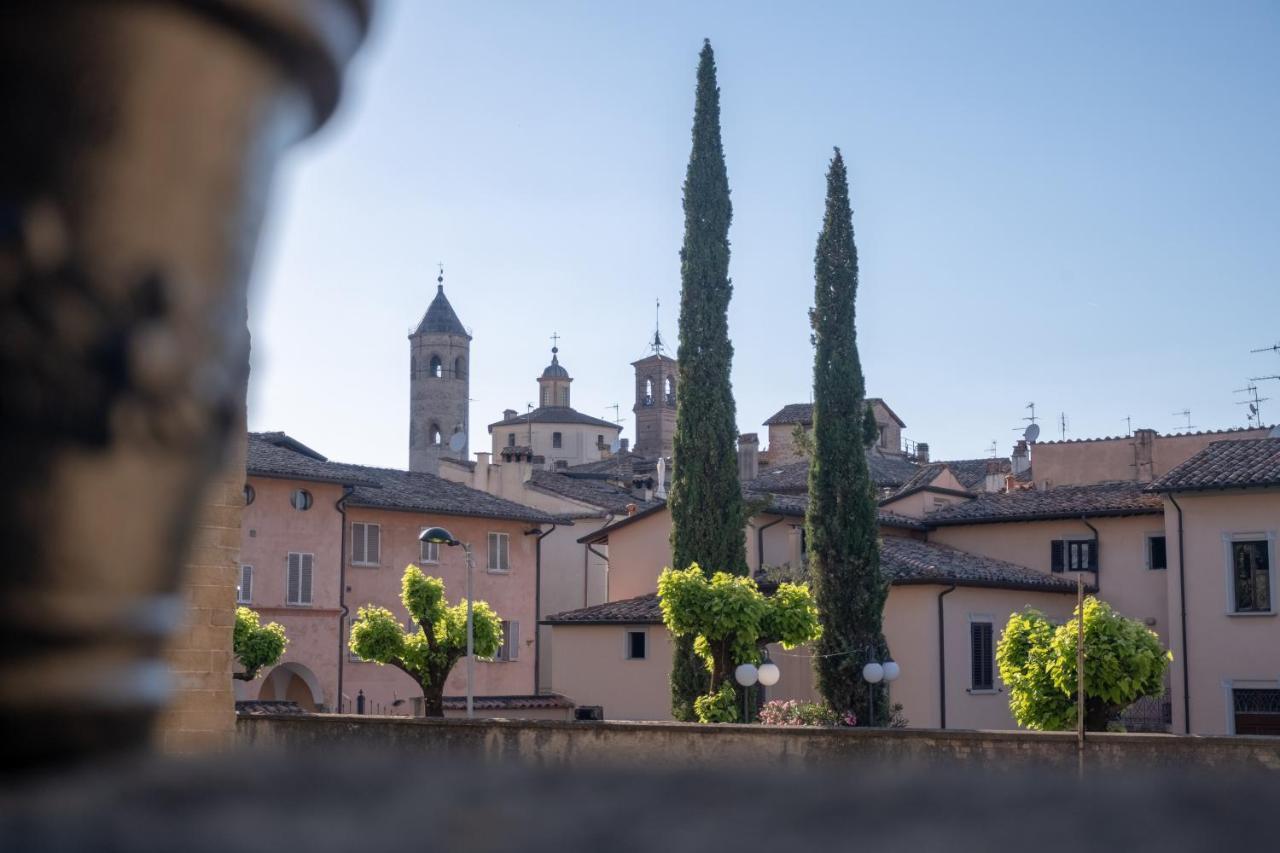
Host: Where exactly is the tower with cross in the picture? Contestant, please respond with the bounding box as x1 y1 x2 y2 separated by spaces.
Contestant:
408 266 471 473
537 332 573 408
631 299 678 461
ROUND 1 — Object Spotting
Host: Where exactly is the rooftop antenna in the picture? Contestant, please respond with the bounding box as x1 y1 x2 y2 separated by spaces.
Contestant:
1234 383 1269 427
986 440 998 459
1251 374 1280 384
607 403 621 425
526 402 534 448
1024 402 1038 426
1058 412 1069 441
1250 342 1280 355
1172 409 1196 432
1014 402 1040 443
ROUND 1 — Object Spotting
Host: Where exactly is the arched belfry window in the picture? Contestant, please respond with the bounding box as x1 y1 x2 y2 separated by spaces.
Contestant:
454 357 465 380
429 423 442 446
559 387 570 406
664 376 674 405
429 355 443 378
644 378 654 407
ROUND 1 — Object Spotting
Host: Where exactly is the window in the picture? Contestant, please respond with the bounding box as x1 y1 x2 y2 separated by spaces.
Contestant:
1147 535 1168 571
351 522 380 566
237 565 253 604
243 483 255 506
626 630 647 660
552 432 563 449
495 620 519 661
429 423 442 446
487 532 510 572
429 355 442 378
454 357 465 379
970 621 994 691
1050 539 1096 573
643 378 654 406
290 489 312 511
286 552 313 606
420 538 439 564
507 432 516 447
1231 538 1271 614
664 376 674 405
541 387 551 406
1234 687 1280 735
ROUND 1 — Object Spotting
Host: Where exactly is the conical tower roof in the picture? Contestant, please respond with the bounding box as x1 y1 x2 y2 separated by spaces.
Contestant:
414 272 470 338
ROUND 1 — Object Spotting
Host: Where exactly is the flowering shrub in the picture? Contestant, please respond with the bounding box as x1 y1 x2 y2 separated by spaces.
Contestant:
758 699 856 727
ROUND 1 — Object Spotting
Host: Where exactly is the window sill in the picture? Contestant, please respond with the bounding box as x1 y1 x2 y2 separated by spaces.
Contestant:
1226 611 1276 618
487 569 511 575
350 562 379 569
966 688 1000 695
285 603 314 608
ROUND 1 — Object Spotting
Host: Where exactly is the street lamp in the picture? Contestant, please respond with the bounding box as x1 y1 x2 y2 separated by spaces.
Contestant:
733 653 781 723
419 526 474 719
861 654 901 726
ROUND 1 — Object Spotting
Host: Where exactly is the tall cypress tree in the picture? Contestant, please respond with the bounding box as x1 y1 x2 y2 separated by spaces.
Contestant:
668 39 747 720
807 149 888 722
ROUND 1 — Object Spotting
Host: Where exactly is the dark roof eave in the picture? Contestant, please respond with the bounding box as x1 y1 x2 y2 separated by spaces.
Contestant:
880 485 975 505
1148 482 1280 495
890 576 1093 594
247 469 380 488
540 617 664 626
577 501 668 543
344 499 565 526
926 507 1163 527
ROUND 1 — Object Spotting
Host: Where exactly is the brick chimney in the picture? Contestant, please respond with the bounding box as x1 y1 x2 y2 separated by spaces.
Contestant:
738 433 759 482
985 459 1004 493
503 408 517 421
1011 440 1030 475
916 442 930 463
1134 428 1157 483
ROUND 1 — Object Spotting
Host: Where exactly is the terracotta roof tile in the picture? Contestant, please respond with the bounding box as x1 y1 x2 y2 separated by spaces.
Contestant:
927 483 1162 526
527 469 663 514
488 406 621 431
543 594 663 624
748 451 921 494
1148 438 1280 492
881 537 1081 593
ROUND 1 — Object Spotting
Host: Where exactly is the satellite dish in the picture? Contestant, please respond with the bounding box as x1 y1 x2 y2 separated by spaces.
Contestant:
1024 423 1041 444
610 439 622 453
448 432 467 452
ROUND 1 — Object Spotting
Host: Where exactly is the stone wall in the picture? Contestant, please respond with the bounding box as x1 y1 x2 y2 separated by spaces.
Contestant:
238 715 1280 772
154 434 245 754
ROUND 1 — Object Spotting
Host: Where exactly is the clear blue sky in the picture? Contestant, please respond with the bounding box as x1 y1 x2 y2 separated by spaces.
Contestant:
248 1 1280 468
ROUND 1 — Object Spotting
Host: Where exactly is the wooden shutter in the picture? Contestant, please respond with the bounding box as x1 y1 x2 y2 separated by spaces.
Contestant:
287 553 301 604
239 565 253 603
351 523 365 563
1091 538 1100 573
1050 540 1065 573
487 534 498 570
300 553 313 604
367 524 380 565
500 534 509 571
970 622 994 690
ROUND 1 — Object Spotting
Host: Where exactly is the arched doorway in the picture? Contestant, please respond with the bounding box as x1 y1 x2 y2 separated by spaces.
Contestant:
258 662 326 711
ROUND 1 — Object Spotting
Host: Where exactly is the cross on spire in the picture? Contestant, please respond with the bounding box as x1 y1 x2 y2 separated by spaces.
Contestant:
550 331 560 354
436 262 444 290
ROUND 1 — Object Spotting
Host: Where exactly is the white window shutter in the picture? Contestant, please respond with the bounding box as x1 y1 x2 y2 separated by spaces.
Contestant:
300 553 313 604
367 525 380 565
352 523 365 563
510 621 519 660
287 553 300 604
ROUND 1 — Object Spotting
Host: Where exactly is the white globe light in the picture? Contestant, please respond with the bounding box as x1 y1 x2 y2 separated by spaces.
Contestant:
862 662 884 684
882 660 901 682
757 661 781 686
734 663 759 687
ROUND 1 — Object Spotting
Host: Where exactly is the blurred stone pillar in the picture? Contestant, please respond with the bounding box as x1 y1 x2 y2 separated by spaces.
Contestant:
0 0 371 767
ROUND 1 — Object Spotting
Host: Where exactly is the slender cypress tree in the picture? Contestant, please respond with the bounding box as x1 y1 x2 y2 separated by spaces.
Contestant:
806 149 888 723
668 40 747 720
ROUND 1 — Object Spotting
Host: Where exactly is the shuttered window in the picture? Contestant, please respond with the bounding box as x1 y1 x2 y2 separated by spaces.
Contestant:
1051 539 1098 573
487 533 510 572
351 522 380 566
237 565 253 604
552 432 563 449
970 622 994 691
496 620 519 661
420 538 439 564
287 552 313 606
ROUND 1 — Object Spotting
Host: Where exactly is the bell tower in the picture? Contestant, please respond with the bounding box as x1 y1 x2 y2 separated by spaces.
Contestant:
631 304 677 460
409 268 471 473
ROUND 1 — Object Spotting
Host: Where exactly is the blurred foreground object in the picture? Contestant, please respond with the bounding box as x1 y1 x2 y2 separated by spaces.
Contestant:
0 0 371 768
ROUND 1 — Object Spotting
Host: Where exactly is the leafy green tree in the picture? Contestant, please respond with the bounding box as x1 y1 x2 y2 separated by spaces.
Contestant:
233 606 287 682
792 424 815 458
806 149 888 722
349 564 502 718
668 39 748 720
658 565 822 723
996 597 1171 731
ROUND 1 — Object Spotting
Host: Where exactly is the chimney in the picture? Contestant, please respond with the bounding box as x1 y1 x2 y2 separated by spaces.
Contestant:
626 503 638 517
620 438 630 453
916 442 930 463
554 459 568 470
503 408 517 421
1134 428 1157 483
1011 440 1030 475
984 459 1004 493
473 452 491 491
737 433 759 482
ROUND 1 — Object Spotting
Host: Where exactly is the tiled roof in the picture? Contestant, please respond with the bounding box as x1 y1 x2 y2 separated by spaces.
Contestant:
763 398 904 428
247 433 380 487
527 469 662 514
414 285 469 337
1148 438 1280 492
488 406 621 431
1037 425 1272 446
748 451 921 494
441 694 575 710
747 491 929 531
543 593 663 625
937 457 1012 491
881 537 1081 593
564 452 659 478
926 483 1162 526
347 466 562 524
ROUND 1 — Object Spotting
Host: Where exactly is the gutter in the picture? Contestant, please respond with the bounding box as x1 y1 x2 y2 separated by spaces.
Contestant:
527 523 557 696
1169 492 1190 734
938 584 957 729
587 544 610 602
335 484 355 714
1081 515 1101 594
754 517 785 573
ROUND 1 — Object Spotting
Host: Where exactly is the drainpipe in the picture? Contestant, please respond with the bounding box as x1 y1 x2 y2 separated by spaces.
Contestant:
754 517 785 574
1169 492 1190 734
335 484 355 714
527 523 557 695
938 584 957 728
587 543 610 602
1081 516 1100 594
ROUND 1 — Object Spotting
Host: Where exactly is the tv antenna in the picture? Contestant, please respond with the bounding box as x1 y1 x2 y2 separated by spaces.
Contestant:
1172 409 1196 432
1013 402 1039 439
1058 412 1069 441
606 403 621 425
1251 342 1280 355
986 440 998 459
1123 415 1132 437
1234 383 1269 427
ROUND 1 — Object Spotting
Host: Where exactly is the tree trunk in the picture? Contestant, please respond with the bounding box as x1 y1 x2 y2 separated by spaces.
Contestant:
419 682 445 718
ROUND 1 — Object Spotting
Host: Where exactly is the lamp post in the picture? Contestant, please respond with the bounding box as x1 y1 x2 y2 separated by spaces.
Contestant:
733 653 781 723
420 526 474 719
861 654 901 726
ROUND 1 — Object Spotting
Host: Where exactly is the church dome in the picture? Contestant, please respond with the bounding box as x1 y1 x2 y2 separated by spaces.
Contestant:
541 348 569 379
